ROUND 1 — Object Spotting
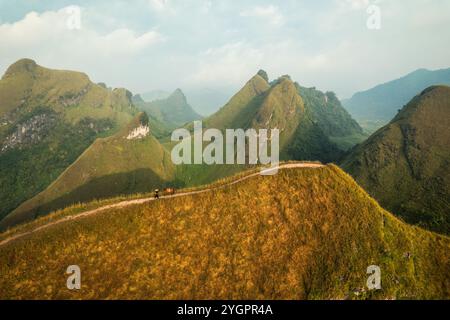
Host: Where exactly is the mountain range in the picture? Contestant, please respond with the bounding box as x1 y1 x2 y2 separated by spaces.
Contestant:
135 88 202 128
342 68 450 132
0 59 449 299
140 88 232 117
0 63 364 229
0 60 448 237
0 59 137 221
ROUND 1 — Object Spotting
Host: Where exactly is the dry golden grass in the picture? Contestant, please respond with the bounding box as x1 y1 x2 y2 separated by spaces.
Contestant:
0 165 448 299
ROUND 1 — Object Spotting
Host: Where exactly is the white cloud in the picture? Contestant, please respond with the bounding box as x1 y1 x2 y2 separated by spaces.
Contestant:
148 0 175 14
0 6 163 89
149 0 167 11
188 42 264 87
341 0 371 10
240 5 284 26
100 28 163 54
1 0 449 100
184 38 339 92
0 7 163 53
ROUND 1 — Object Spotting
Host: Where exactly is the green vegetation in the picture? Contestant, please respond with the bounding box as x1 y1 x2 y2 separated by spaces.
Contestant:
203 72 270 130
0 165 448 299
357 119 389 135
1 69 365 228
171 72 347 187
0 59 137 221
0 62 448 299
341 86 450 235
0 111 114 221
1 113 175 230
204 72 343 162
297 85 366 150
0 164 270 242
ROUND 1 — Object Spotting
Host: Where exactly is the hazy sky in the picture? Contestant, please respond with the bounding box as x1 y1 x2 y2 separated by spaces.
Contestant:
1 0 450 108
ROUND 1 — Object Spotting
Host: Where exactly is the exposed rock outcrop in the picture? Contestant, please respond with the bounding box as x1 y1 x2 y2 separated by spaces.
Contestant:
1 113 57 153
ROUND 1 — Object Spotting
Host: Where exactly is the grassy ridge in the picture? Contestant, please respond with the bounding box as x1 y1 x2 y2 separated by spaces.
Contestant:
0 163 272 241
0 59 137 220
0 165 448 299
1 113 175 229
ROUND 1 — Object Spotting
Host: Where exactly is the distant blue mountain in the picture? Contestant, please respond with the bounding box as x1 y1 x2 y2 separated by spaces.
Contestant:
343 68 450 122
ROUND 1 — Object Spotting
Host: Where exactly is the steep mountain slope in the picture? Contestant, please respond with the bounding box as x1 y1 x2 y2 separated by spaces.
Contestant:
136 89 202 127
203 70 270 129
3 69 342 228
176 71 355 187
297 85 366 150
204 71 342 162
172 71 275 186
0 66 372 229
341 86 450 234
1 113 175 230
343 68 450 129
0 165 448 299
0 59 137 220
173 72 342 187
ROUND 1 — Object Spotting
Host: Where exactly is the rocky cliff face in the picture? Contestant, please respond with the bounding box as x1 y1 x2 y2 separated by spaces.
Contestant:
58 85 90 108
1 113 57 153
126 124 150 140
1 111 114 154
